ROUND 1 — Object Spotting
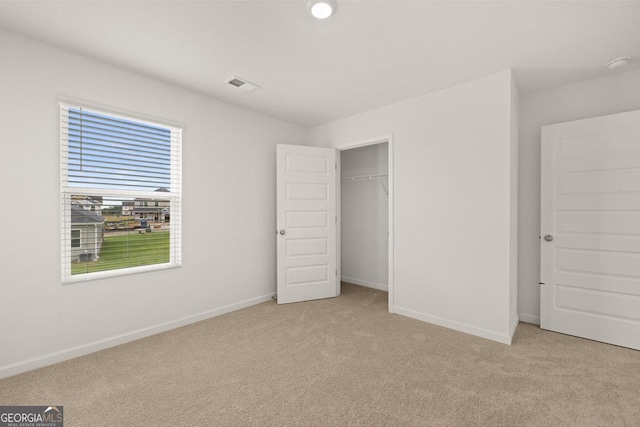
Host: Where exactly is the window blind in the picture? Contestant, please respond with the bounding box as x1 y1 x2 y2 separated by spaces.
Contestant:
60 103 182 282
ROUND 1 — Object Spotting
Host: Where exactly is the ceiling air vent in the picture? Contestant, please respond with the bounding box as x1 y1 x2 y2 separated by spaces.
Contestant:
225 75 260 92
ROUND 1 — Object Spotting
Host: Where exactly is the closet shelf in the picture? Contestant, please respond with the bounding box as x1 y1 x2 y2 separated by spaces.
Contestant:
341 173 388 181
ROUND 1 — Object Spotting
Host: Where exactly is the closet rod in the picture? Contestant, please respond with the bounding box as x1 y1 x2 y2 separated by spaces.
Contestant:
341 173 388 181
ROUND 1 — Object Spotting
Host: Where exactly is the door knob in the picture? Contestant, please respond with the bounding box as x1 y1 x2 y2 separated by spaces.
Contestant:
279 229 286 235
544 234 553 242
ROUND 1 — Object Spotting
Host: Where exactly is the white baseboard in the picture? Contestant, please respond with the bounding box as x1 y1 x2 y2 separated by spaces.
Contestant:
519 313 540 325
341 276 388 292
393 306 513 345
0 292 275 380
509 315 520 344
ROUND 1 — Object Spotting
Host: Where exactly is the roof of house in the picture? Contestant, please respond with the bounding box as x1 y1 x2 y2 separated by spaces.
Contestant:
130 207 169 213
71 205 105 225
135 187 171 202
71 195 103 204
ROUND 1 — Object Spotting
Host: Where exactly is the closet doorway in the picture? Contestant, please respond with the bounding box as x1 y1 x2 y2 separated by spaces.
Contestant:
338 135 394 311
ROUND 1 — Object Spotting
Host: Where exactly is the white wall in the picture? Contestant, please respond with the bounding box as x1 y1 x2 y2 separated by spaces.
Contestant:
509 75 520 335
518 67 640 324
0 31 306 378
340 143 388 291
308 70 517 344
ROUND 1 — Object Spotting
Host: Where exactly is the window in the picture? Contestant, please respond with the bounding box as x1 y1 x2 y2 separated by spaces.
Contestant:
71 230 81 248
60 102 182 282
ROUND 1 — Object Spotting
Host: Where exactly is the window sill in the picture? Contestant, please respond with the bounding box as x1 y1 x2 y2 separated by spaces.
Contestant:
62 262 182 285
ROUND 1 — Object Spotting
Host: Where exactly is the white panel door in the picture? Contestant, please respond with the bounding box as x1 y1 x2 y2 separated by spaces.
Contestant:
277 144 337 304
541 109 640 350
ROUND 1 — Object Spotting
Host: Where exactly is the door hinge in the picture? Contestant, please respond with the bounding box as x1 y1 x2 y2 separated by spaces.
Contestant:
335 163 337 170
335 269 337 276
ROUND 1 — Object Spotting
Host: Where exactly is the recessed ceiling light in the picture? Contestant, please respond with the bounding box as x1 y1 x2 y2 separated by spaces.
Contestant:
607 56 630 70
307 0 337 20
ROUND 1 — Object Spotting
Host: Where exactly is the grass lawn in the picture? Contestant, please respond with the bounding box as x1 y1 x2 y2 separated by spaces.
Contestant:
72 230 170 275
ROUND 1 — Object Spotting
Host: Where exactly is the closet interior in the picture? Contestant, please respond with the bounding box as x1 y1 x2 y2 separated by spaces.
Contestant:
340 142 389 292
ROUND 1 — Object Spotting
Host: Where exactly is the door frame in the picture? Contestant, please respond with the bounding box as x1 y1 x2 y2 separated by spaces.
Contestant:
336 134 395 313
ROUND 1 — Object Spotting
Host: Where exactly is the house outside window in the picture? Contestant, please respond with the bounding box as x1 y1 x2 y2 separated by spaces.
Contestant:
60 101 182 283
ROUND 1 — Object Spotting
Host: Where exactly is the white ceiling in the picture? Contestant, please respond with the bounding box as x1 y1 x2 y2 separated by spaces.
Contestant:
1 1 639 127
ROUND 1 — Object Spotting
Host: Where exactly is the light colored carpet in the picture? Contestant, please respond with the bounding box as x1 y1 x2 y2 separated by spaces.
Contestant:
1 283 639 426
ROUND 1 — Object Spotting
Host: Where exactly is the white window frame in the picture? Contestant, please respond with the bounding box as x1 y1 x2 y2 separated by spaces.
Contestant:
60 98 183 284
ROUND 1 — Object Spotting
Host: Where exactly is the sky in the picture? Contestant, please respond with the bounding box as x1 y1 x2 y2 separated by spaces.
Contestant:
67 107 173 193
